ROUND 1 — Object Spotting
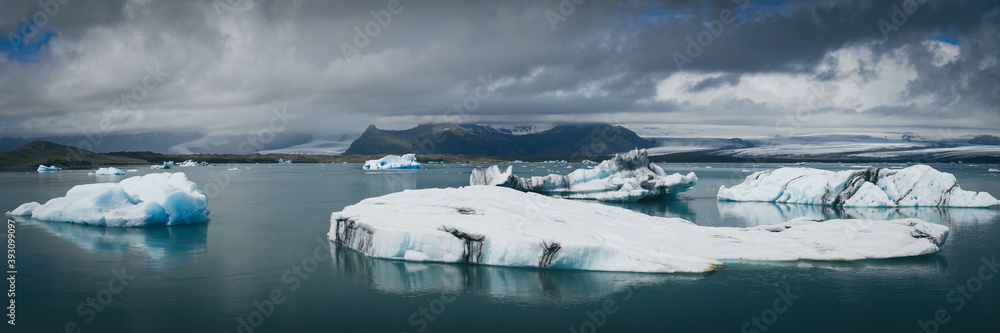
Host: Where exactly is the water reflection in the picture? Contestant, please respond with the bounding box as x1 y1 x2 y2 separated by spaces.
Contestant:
717 201 999 227
602 199 696 221
16 216 208 269
724 253 948 274
364 170 418 196
329 243 700 304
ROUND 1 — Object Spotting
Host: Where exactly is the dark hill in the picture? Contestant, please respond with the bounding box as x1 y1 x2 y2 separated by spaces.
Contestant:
0 140 148 168
969 135 1000 145
343 123 653 157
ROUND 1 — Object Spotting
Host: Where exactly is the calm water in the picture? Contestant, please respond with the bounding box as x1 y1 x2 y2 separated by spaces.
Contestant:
4 162 1000 332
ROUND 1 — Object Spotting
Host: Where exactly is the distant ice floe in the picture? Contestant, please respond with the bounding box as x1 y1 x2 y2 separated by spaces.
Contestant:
329 186 948 273
177 160 198 167
6 172 209 227
37 165 62 172
151 161 173 169
89 167 126 176
718 165 999 207
363 154 422 170
470 149 697 202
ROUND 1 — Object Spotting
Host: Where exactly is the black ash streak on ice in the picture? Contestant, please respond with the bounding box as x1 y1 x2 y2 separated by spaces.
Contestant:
332 218 375 256
438 227 486 264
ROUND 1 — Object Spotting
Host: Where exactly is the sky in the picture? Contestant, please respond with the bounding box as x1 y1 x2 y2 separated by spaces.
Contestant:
0 0 998 139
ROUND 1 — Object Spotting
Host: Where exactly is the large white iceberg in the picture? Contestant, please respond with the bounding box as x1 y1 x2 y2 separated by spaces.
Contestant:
6 172 209 227
470 149 697 202
363 154 422 170
89 167 126 176
329 186 948 273
718 165 999 207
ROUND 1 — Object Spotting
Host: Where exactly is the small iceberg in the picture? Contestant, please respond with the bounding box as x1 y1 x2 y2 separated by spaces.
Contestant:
89 167 126 176
989 168 999 172
151 162 172 170
278 158 292 164
328 186 948 273
126 169 138 173
177 160 198 167
6 172 209 227
37 165 62 172
718 165 999 207
581 159 598 165
363 154 421 170
470 149 697 202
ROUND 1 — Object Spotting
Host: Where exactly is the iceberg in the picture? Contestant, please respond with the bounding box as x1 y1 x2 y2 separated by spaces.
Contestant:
363 154 422 170
89 167 126 176
178 160 198 167
6 172 209 227
278 158 292 164
718 165 999 207
470 149 697 202
151 162 172 170
329 186 948 273
37 165 62 172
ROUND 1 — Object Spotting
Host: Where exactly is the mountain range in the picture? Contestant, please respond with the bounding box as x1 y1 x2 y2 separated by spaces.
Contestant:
343 123 655 157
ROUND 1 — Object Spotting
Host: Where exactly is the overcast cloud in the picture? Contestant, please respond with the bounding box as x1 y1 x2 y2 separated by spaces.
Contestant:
0 0 997 138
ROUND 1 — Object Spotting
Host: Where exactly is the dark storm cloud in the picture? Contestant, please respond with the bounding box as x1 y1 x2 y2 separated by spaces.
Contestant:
687 73 741 92
0 0 996 138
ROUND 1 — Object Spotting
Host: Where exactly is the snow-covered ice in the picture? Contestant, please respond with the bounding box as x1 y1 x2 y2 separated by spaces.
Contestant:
6 172 209 227
718 165 999 207
470 149 697 202
178 160 198 167
89 167 126 176
37 165 62 172
363 154 421 170
329 186 949 273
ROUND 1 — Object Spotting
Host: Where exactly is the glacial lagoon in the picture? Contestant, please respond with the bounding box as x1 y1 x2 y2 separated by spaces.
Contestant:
4 162 1000 332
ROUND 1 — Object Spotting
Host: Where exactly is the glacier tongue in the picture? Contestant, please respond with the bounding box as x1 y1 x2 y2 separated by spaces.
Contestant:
469 148 697 202
329 186 949 273
718 165 1000 207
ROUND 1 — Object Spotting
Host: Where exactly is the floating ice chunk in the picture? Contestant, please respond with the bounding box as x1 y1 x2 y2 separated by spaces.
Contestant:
328 186 949 273
151 162 172 170
363 154 421 170
470 149 697 202
177 160 198 167
5 172 209 227
718 165 999 207
37 165 62 172
89 167 126 176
